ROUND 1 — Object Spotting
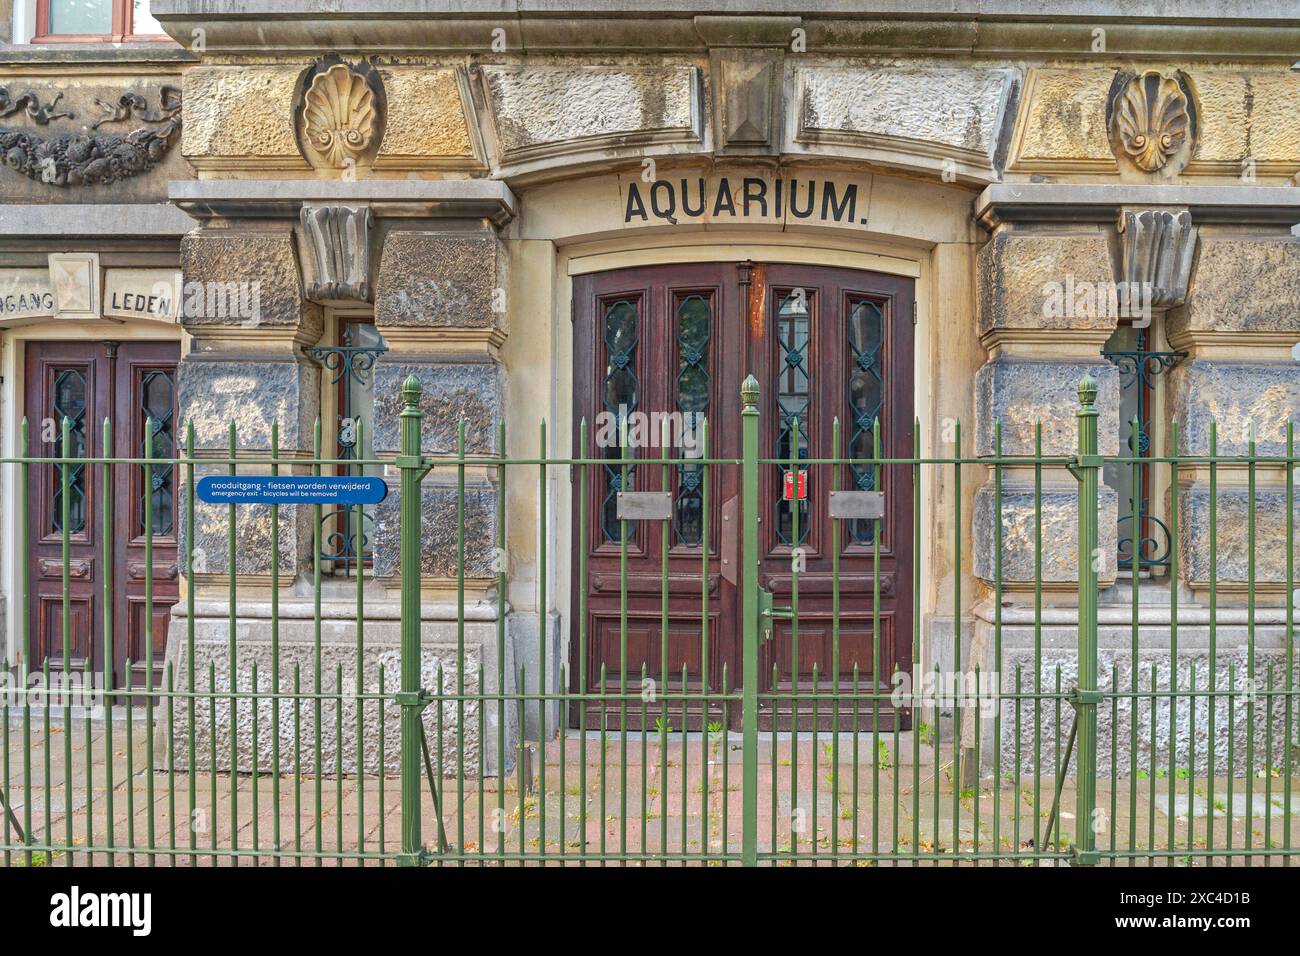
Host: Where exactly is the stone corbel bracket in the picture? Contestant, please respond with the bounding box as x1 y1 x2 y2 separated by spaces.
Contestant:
1116 206 1197 311
299 204 374 304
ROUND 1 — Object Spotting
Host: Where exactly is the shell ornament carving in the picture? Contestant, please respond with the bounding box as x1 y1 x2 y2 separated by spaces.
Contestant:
298 63 379 170
1112 72 1192 173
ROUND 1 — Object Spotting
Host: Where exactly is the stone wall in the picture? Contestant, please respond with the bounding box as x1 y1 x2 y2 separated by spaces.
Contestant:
995 613 1297 777
972 228 1121 596
1168 235 1300 598
165 606 515 775
166 198 515 774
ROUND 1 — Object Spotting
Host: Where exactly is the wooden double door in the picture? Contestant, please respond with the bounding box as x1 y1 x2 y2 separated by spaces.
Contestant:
24 341 180 690
572 262 914 730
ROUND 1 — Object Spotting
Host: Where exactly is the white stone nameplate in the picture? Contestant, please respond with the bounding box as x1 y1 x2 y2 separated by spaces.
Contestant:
104 270 182 323
0 269 56 320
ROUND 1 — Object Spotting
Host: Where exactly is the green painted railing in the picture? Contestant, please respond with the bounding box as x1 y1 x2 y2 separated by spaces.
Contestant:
0 375 1296 866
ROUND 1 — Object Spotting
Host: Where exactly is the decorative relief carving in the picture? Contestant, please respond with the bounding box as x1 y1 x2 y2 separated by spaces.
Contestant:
0 88 74 125
295 59 385 172
299 204 374 303
91 90 181 129
0 86 180 187
1118 207 1198 310
1109 71 1195 173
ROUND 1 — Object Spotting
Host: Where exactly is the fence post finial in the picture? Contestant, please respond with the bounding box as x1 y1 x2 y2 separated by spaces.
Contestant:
740 374 759 409
401 374 423 409
1077 372 1099 409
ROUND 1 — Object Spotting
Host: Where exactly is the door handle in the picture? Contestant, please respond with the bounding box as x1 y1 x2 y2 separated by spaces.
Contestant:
757 586 792 644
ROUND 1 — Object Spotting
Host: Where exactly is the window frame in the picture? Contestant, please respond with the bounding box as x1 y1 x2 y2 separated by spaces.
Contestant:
33 0 172 43
1102 314 1184 582
316 308 385 577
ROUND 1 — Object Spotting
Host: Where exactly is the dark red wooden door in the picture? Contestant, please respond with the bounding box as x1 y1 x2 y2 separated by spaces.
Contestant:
571 263 913 730
749 264 915 729
25 340 180 690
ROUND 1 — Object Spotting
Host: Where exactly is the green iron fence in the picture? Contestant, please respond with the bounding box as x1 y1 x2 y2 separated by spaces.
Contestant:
0 374 1296 866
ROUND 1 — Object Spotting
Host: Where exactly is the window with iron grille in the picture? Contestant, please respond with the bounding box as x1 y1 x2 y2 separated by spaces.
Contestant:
305 314 387 577
1102 316 1186 582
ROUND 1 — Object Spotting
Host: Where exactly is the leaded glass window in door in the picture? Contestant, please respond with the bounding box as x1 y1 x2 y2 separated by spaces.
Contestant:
774 289 810 546
601 299 640 543
139 370 175 536
50 368 88 534
846 299 884 545
673 293 710 548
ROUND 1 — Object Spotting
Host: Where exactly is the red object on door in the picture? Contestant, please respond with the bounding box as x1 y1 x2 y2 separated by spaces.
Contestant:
782 469 807 501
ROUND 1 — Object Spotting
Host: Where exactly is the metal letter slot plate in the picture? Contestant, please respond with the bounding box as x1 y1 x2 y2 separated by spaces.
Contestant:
616 491 673 521
828 490 885 520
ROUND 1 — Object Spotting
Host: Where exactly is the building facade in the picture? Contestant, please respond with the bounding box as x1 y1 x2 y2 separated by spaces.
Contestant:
2 1 1299 774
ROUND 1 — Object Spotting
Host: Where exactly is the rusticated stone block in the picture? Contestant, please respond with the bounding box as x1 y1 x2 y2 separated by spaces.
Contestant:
1178 484 1300 587
180 232 320 333
182 66 303 162
1191 70 1300 168
973 482 1119 586
1011 68 1116 168
377 67 476 162
372 482 497 580
1170 238 1300 337
165 617 517 776
998 636 1299 776
1169 359 1300 457
795 65 1014 166
178 471 312 579
977 232 1117 335
974 357 1120 457
371 361 501 455
374 231 505 329
178 357 320 451
479 64 703 161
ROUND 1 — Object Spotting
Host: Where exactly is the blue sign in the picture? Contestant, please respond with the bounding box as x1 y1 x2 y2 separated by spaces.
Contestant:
197 475 389 505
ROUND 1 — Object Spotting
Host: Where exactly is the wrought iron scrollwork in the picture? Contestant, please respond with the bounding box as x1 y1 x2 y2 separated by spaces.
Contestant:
673 293 710 548
50 369 88 534
140 370 176 536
